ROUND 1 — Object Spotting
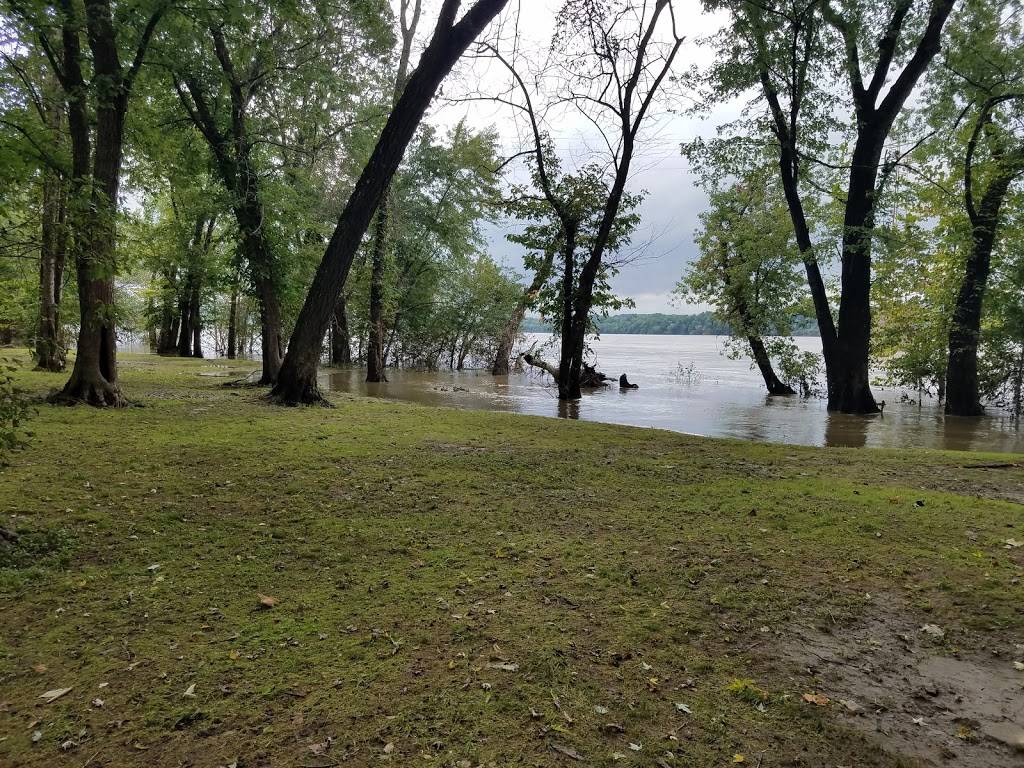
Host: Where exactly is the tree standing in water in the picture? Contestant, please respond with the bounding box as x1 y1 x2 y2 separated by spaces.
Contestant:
270 0 511 405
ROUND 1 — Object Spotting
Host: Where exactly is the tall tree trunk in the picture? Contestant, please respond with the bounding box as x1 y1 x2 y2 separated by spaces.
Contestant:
270 0 510 405
176 275 193 356
946 178 1014 416
331 292 351 365
54 82 124 402
227 281 238 359
366 0 418 384
945 95 1023 416
556 225 579 400
254 272 283 383
366 205 389 382
748 335 795 395
36 164 66 372
51 0 164 405
190 282 202 357
831 140 883 414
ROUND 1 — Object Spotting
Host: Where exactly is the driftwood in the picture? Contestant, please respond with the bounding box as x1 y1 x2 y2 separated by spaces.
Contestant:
523 354 611 387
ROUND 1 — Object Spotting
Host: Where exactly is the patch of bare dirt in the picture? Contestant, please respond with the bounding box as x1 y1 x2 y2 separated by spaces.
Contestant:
777 610 1024 767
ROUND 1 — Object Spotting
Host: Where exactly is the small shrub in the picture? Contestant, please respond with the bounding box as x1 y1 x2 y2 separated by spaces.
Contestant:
0 356 34 465
726 678 770 704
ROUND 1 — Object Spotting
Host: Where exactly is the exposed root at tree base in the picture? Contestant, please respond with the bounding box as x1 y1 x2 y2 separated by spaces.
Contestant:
266 382 333 407
47 379 127 407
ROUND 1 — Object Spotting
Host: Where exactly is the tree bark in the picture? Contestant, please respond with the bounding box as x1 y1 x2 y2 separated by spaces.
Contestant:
946 173 1016 415
945 94 1024 416
366 206 389 382
227 281 238 359
49 0 164 405
748 335 796 395
330 292 351 365
190 281 202 357
36 162 66 372
270 0 510 404
492 249 553 375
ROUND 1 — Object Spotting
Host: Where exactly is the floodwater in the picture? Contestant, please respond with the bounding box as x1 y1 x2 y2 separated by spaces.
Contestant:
321 334 1024 453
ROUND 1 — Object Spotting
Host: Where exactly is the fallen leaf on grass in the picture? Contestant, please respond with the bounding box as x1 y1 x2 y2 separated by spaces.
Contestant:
1005 538 1022 549
308 739 331 755
674 702 692 714
31 663 47 674
182 684 196 698
550 742 583 760
258 594 279 609
733 755 746 764
1013 661 1024 671
487 662 519 672
39 687 72 704
920 624 945 638
383 742 395 754
802 692 830 706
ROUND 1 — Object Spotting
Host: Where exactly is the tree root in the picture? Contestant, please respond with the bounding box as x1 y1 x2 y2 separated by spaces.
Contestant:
267 379 333 407
48 378 126 407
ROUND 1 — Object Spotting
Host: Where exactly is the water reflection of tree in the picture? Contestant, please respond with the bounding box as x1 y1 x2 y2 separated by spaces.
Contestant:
557 400 581 420
824 415 868 448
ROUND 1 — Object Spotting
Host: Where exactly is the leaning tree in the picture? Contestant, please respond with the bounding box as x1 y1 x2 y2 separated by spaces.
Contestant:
270 0 511 405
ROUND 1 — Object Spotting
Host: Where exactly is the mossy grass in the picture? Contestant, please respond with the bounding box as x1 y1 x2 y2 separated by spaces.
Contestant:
1 353 1022 766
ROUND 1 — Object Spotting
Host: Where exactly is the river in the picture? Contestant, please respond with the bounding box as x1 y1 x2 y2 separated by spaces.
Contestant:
320 334 1024 453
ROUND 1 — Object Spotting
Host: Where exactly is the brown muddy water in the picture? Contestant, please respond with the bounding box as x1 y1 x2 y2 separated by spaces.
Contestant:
319 334 1024 454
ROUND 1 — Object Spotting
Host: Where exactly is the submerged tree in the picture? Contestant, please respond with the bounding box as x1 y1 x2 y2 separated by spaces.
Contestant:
477 0 683 399
939 0 1024 415
699 0 956 413
270 0 511 405
680 168 807 395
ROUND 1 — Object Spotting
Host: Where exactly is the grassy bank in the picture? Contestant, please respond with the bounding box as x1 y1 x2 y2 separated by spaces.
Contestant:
1 354 1022 767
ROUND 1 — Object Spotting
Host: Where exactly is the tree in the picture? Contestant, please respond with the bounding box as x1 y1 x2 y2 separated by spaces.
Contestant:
701 0 956 413
477 0 683 399
0 46 68 370
504 160 640 395
939 0 1024 415
679 167 805 395
490 246 554 375
166 0 389 383
269 0 511 405
367 0 421 383
9 0 168 405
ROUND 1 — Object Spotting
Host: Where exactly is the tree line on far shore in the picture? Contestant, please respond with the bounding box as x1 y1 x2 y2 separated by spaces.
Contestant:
521 313 821 337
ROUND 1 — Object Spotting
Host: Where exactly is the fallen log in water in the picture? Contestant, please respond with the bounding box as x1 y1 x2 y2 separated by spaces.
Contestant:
523 354 611 387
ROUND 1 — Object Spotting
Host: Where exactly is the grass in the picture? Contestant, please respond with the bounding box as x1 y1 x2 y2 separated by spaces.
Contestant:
1 352 1022 767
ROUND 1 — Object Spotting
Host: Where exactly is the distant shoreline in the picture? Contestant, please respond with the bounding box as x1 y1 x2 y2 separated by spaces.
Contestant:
522 311 821 337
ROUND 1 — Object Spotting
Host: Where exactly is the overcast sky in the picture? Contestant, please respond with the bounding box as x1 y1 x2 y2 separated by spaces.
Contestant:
424 0 742 313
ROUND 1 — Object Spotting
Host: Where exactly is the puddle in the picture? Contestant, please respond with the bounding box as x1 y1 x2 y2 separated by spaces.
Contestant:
778 612 1024 766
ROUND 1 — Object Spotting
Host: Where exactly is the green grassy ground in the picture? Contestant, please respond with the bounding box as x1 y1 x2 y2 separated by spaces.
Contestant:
1 353 1022 767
